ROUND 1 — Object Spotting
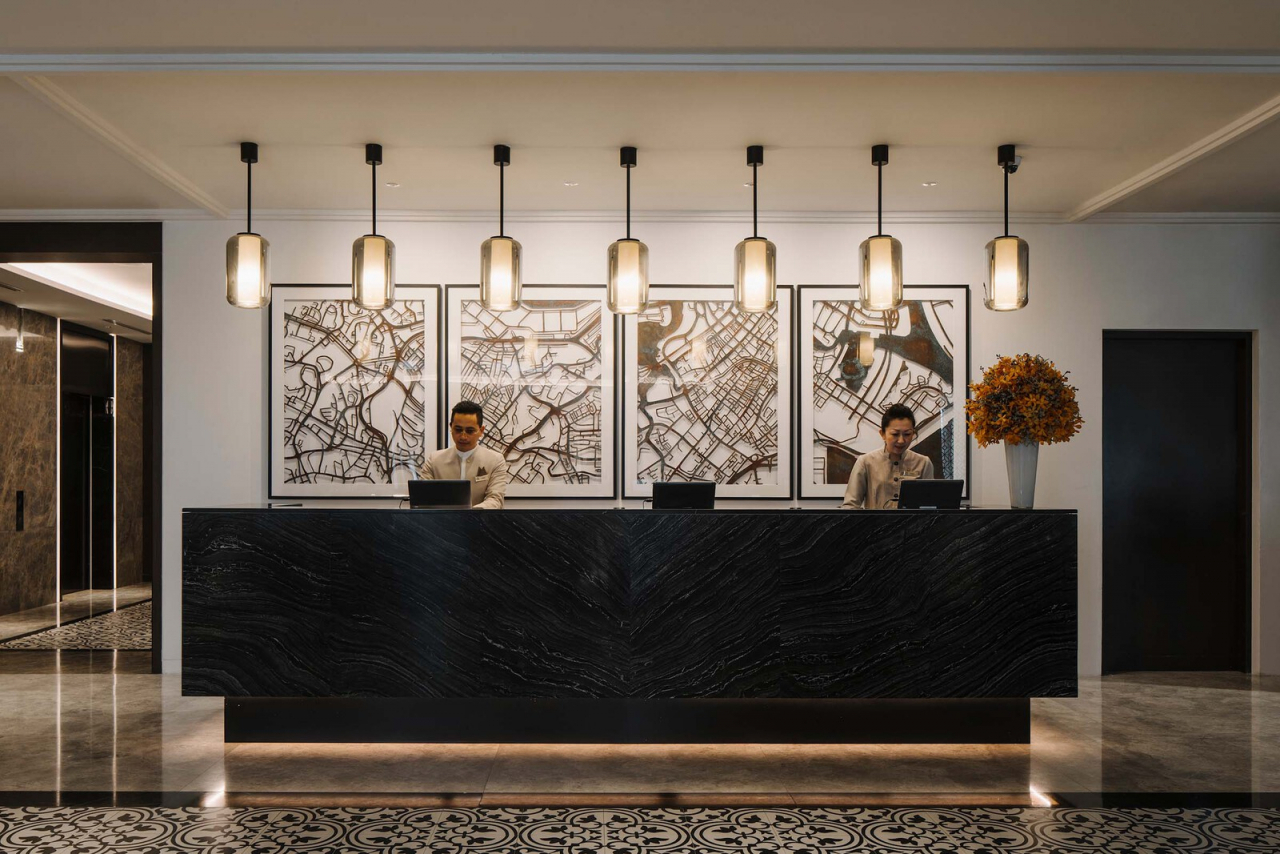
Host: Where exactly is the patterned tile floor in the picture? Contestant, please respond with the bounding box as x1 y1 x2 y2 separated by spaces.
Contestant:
0 584 152 642
2 805 1279 852
0 600 151 650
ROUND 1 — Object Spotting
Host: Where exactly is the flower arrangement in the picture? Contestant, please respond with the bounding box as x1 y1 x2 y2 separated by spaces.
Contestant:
965 354 1084 447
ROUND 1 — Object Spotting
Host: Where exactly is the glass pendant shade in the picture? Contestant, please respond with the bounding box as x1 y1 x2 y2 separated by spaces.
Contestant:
859 234 903 310
480 235 522 311
856 330 874 367
607 238 649 314
985 235 1029 311
352 234 395 309
734 236 777 313
226 232 270 308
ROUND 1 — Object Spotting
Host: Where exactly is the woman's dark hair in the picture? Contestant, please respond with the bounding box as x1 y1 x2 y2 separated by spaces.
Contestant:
451 399 485 427
880 403 917 430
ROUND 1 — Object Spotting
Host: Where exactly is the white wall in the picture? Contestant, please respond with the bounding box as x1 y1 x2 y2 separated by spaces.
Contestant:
162 216 1280 676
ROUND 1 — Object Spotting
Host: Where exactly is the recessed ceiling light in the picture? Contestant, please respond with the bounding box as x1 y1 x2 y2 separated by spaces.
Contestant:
384 182 401 188
743 181 754 188
563 181 579 187
921 181 938 187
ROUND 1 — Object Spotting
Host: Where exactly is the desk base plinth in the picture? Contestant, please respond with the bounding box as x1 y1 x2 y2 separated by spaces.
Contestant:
225 698 1030 744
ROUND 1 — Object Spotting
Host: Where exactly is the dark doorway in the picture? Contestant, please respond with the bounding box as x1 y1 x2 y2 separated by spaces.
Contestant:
1102 331 1252 673
0 222 162 672
59 323 116 595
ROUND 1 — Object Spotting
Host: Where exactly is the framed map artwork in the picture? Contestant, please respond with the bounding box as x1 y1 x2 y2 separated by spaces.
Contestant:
270 285 440 498
445 285 615 499
797 285 969 499
622 285 793 499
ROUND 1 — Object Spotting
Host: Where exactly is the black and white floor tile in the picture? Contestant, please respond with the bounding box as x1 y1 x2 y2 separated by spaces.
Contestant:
0 601 151 650
2 805 1278 852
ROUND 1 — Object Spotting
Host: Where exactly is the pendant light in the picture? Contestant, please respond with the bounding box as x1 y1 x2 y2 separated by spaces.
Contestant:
481 144 522 311
225 142 270 309
734 145 776 313
352 143 395 310
985 143 1029 311
859 144 903 311
607 146 649 314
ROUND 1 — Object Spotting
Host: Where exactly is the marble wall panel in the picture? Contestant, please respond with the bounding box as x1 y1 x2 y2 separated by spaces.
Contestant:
0 302 57 615
115 337 145 586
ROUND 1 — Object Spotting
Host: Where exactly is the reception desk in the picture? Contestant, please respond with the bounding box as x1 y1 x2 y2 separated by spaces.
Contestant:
183 507 1076 743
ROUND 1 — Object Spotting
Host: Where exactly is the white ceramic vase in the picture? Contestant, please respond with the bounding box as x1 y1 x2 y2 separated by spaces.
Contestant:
1004 440 1040 509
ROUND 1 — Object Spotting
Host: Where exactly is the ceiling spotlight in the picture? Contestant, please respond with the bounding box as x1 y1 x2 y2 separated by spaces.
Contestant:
384 181 401 188
921 181 938 187
563 181 579 187
743 181 754 188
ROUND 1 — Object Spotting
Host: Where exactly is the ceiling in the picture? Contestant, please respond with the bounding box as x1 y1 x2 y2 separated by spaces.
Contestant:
0 1 1278 222
0 264 153 342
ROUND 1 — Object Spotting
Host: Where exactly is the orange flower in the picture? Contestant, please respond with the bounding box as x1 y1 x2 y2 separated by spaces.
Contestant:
965 353 1084 447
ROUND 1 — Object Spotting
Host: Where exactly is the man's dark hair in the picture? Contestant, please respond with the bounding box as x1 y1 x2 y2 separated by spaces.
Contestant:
881 403 917 430
451 400 484 427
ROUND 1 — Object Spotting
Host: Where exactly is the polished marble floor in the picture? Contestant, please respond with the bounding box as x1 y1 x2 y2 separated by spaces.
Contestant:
0 583 152 642
0 653 1276 806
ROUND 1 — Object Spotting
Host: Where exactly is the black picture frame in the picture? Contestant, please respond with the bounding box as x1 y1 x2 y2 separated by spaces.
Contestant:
443 284 619 500
268 284 442 500
621 284 796 500
795 284 972 501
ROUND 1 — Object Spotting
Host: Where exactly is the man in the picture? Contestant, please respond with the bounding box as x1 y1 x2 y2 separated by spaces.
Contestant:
420 400 511 509
841 403 935 510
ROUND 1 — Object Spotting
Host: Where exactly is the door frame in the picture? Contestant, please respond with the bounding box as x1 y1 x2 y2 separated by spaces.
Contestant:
1102 329 1253 674
0 223 163 673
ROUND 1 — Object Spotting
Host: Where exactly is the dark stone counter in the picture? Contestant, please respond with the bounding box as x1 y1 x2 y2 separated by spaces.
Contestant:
183 508 1077 704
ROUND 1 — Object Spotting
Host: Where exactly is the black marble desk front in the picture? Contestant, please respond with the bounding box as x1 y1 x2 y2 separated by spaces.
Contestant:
183 508 1076 710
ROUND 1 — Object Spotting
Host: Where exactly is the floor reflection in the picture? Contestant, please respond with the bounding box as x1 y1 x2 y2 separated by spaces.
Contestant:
0 654 1276 803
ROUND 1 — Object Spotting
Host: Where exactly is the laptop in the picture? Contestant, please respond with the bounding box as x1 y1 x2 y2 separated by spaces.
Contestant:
408 479 472 509
652 481 716 510
897 478 964 510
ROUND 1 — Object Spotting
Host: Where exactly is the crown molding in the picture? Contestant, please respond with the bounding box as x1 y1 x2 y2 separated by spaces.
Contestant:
3 51 1280 73
0 209 209 221
1067 91 1280 222
1085 211 1280 224
10 75 228 218
227 208 1072 225
1 208 1274 226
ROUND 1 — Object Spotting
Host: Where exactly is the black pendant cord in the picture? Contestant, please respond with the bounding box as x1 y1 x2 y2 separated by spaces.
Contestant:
499 163 505 238
371 160 378 236
626 165 631 240
1003 166 1010 238
752 163 759 238
877 163 883 237
246 160 252 234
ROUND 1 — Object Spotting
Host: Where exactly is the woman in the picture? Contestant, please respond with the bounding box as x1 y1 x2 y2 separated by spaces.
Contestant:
841 403 935 509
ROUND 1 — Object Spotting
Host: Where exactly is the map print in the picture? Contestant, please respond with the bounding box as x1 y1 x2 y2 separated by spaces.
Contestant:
279 298 430 492
453 296 611 496
808 296 963 490
634 299 782 490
